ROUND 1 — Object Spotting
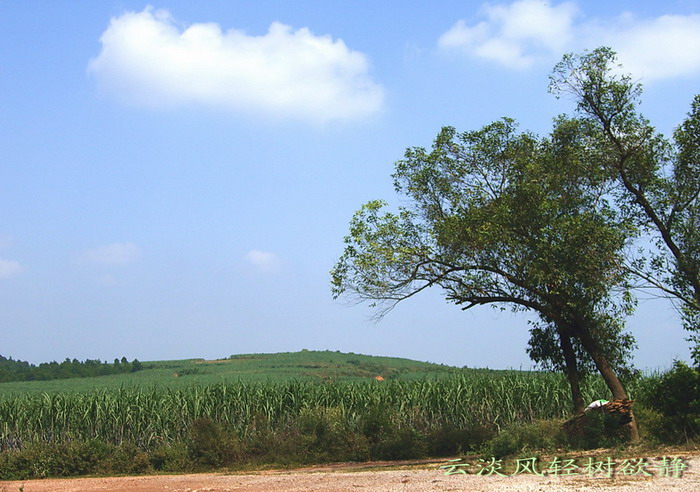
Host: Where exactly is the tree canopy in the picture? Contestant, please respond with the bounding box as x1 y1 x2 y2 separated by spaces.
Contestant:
332 115 637 415
0 355 143 383
332 48 700 441
549 47 700 362
332 48 695 443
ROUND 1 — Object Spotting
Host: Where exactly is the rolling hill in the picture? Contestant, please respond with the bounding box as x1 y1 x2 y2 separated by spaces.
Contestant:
0 350 476 396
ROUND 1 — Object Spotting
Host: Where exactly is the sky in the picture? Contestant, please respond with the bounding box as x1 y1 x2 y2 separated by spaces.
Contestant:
1 1 700 370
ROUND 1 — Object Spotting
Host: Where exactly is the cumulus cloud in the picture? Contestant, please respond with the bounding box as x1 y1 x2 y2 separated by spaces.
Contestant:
439 1 700 81
439 0 578 69
88 7 384 123
600 14 700 81
0 259 23 279
246 250 280 272
81 242 140 265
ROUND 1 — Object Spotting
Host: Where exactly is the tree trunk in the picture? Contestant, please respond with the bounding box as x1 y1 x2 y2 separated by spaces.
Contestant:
576 325 640 442
558 330 585 414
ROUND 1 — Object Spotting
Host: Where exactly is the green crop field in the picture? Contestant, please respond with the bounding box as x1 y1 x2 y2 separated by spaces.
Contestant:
0 350 617 447
0 350 660 480
0 350 480 396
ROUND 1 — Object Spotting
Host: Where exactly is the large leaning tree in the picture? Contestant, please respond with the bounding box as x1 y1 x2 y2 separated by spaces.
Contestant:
550 47 700 363
332 54 642 441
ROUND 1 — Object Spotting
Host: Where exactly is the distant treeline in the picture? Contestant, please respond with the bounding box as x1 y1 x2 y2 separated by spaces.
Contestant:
0 355 143 383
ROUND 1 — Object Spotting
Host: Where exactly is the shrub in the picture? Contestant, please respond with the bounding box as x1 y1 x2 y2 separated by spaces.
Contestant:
49 440 112 476
0 440 113 479
373 427 426 460
563 410 628 450
637 361 700 443
353 406 426 459
633 405 666 443
294 407 370 462
426 424 496 456
150 443 191 472
187 418 241 468
101 442 152 475
484 420 565 458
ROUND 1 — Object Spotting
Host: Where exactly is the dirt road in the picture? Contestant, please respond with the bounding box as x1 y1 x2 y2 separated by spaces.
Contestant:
1 454 697 491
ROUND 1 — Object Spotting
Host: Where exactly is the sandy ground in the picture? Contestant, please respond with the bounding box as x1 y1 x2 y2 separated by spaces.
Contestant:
1 454 698 492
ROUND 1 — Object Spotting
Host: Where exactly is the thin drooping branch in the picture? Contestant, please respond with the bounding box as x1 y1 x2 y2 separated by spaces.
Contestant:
625 264 699 309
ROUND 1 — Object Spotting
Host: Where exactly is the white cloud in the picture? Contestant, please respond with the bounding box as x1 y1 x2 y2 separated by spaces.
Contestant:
88 7 384 123
81 242 140 265
0 259 23 279
599 14 700 81
439 0 578 69
438 2 700 81
246 250 280 272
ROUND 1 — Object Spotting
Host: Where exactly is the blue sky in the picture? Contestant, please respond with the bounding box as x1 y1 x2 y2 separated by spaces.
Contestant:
1 1 699 369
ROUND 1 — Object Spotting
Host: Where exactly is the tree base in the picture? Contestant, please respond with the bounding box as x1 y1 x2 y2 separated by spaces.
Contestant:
563 399 639 446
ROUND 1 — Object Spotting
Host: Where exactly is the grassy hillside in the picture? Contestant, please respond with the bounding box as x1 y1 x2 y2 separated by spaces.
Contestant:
0 350 479 396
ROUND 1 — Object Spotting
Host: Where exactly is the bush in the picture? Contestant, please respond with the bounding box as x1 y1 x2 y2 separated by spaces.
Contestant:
373 427 426 460
484 420 565 458
633 405 666 443
637 361 700 443
150 443 191 472
101 442 152 475
426 425 496 456
0 440 112 479
187 418 241 468
294 407 370 462
563 410 628 450
0 444 51 480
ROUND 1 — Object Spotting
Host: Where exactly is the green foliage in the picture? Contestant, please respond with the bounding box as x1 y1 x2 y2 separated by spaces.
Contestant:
0 368 691 478
0 370 622 477
187 418 241 468
355 406 426 460
149 443 190 472
526 317 638 380
551 47 700 355
0 355 143 383
565 411 629 450
484 420 566 458
426 425 495 456
0 440 141 480
0 371 614 451
692 337 700 368
331 49 644 418
101 442 151 475
0 350 469 396
0 359 695 478
294 406 370 462
636 361 700 442
486 412 629 458
631 406 667 443
373 428 426 460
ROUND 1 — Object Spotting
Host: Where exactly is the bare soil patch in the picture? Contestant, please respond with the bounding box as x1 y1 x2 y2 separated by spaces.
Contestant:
2 454 698 491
